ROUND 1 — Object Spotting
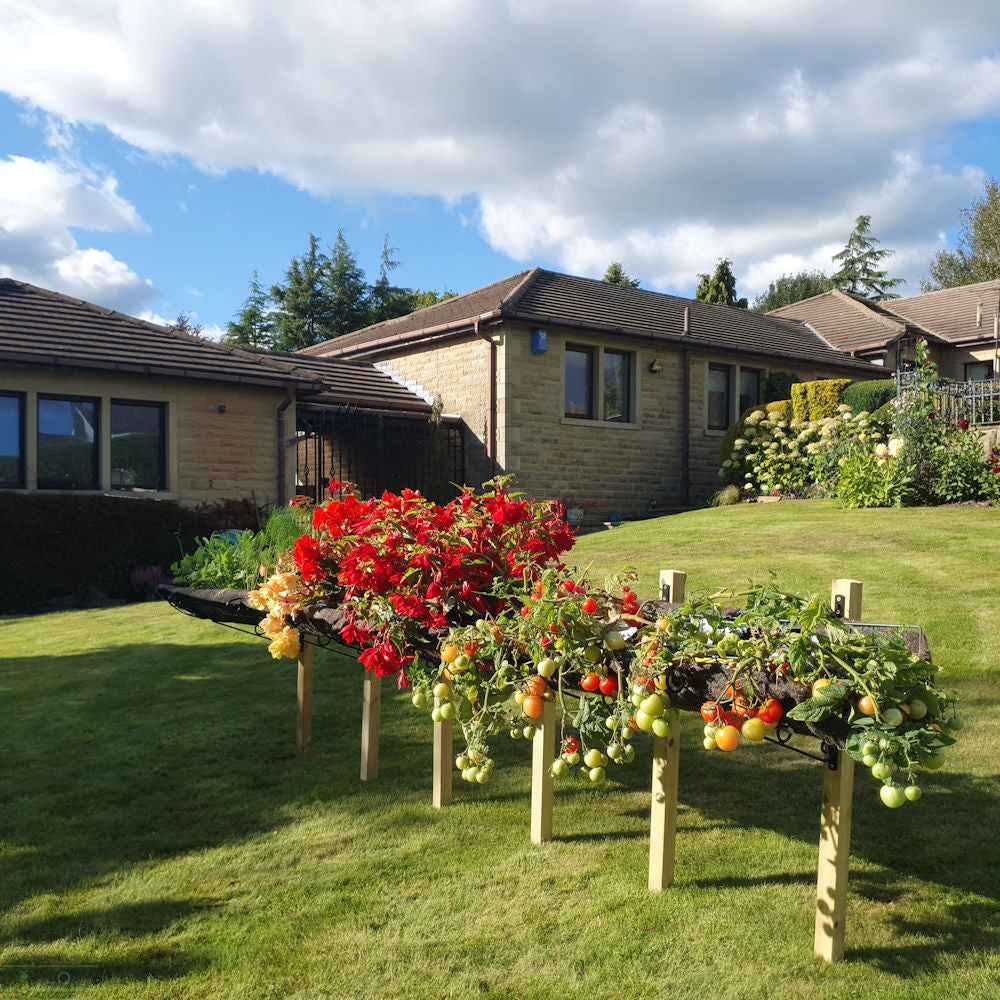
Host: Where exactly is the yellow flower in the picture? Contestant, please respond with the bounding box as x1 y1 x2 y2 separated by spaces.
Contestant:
268 625 301 660
888 437 903 458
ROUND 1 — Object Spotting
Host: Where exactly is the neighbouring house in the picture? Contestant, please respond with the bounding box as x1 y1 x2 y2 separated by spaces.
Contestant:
768 280 1000 382
0 278 455 508
301 268 880 518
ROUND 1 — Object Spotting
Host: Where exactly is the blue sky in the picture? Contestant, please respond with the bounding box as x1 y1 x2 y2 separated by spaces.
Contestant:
2 1 1000 338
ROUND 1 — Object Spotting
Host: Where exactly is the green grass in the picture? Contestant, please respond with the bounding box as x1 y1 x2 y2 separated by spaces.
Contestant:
1 500 999 999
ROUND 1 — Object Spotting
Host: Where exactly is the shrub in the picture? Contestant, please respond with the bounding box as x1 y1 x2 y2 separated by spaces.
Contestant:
791 382 808 421
709 484 741 506
843 379 896 416
836 445 912 508
796 378 853 420
763 371 795 403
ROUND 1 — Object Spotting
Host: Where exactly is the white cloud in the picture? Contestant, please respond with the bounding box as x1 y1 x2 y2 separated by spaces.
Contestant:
1 1 1000 300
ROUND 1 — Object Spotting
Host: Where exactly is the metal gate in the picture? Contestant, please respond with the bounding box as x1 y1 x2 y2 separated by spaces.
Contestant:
295 405 465 503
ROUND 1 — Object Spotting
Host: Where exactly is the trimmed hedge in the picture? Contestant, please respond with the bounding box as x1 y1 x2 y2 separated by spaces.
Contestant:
2 494 264 613
843 379 896 415
792 379 852 420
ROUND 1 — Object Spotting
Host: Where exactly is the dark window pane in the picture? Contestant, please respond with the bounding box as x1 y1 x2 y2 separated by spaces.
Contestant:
739 368 761 413
603 350 631 421
565 346 594 418
707 365 731 430
38 397 99 489
0 393 24 487
111 401 166 490
965 361 992 382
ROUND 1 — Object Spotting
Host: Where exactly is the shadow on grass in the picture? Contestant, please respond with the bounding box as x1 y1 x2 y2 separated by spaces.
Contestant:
2 899 214 981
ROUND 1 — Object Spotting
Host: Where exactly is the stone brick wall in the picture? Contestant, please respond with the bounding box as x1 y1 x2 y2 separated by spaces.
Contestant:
1 368 292 507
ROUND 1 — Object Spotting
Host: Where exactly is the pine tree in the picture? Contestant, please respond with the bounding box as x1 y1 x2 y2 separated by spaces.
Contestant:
603 262 640 288
695 258 748 308
830 215 903 300
270 234 336 351
224 271 274 348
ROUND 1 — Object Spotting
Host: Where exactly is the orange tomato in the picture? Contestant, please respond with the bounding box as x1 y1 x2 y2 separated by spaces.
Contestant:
522 695 544 718
440 644 459 664
857 695 877 716
523 675 547 697
714 724 742 752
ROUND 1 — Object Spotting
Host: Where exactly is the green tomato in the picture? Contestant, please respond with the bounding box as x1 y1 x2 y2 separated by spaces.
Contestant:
509 727 522 740
862 740 878 756
704 724 718 738
452 653 471 671
522 725 537 740
564 751 581 766
923 749 947 770
639 694 666 718
862 753 878 768
634 711 654 732
605 715 618 730
551 758 568 777
475 768 491 784
945 716 964 732
903 784 922 802
622 744 635 763
606 743 623 761
411 691 427 709
651 717 671 738
882 707 904 727
703 736 717 750
906 698 927 720
584 748 605 768
438 701 456 720
432 681 450 699
605 630 626 651
879 784 906 808
431 706 443 723
588 766 606 783
536 657 558 678
455 754 470 770
584 645 603 663
871 761 892 781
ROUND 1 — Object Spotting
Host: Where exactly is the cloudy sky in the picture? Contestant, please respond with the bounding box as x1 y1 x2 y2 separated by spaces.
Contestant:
1 0 1000 336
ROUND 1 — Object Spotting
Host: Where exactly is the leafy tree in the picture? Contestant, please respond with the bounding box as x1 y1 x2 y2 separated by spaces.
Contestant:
923 178 1000 290
830 215 903 300
751 270 834 312
224 271 273 348
603 262 640 288
695 258 748 309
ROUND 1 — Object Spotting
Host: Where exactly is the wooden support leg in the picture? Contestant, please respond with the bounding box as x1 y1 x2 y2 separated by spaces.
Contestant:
659 569 687 604
360 673 381 781
814 577 863 961
649 708 680 891
530 700 556 844
296 635 314 757
814 750 855 962
432 683 453 809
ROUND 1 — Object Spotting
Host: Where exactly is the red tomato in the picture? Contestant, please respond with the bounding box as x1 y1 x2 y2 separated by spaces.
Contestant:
599 675 618 695
522 695 544 718
580 597 598 614
562 736 579 753
759 698 784 725
523 675 547 697
701 700 721 722
580 671 601 692
733 695 750 718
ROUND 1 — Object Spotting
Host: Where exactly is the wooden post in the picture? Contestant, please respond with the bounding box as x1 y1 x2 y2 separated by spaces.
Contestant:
432 681 453 809
814 579 862 962
648 708 681 891
659 569 687 604
296 634 314 757
530 700 556 844
360 673 381 781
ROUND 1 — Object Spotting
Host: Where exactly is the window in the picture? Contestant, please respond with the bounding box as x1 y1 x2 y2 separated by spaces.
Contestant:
111 400 166 489
965 361 994 382
37 395 99 490
564 344 635 423
0 392 25 488
739 368 762 414
565 345 596 418
707 364 732 430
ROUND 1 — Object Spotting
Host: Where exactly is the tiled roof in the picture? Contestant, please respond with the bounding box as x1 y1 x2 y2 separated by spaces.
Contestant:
0 278 316 388
308 268 876 373
888 280 1000 344
0 278 433 411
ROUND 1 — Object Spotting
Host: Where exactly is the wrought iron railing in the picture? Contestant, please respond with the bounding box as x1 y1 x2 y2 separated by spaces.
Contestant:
895 372 1000 425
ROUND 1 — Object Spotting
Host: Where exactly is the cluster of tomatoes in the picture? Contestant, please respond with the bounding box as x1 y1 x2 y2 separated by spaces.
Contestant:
699 690 785 752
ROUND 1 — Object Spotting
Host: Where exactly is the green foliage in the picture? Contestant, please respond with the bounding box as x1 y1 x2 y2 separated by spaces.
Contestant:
923 178 1000 290
602 261 640 288
843 379 896 415
791 382 808 421
709 484 741 506
223 231 454 351
831 215 904 300
792 379 852 421
763 371 795 403
171 506 308 589
836 447 913 508
751 270 834 312
695 258 748 308
764 398 792 421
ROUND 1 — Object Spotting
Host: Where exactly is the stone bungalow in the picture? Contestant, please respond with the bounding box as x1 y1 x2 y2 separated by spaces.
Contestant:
302 268 879 519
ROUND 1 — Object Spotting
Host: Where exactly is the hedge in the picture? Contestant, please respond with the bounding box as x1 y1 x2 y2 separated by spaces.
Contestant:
792 379 852 420
3 494 264 613
843 379 896 415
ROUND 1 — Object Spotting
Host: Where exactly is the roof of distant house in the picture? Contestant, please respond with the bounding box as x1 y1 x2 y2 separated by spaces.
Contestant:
769 280 1000 355
301 267 877 374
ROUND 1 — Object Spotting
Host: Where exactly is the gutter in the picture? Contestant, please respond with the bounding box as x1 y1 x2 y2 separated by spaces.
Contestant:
472 316 498 471
276 393 293 507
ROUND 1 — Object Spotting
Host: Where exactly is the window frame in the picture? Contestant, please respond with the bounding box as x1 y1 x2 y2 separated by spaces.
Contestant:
36 393 101 491
110 398 167 491
965 360 993 382
563 342 637 425
706 363 733 431
0 391 26 489
739 367 763 415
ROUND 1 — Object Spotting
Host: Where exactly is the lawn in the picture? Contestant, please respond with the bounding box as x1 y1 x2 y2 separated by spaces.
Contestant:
1 500 998 999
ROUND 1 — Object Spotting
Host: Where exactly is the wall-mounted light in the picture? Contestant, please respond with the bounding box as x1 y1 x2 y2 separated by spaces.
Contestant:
648 358 663 374
216 403 227 413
